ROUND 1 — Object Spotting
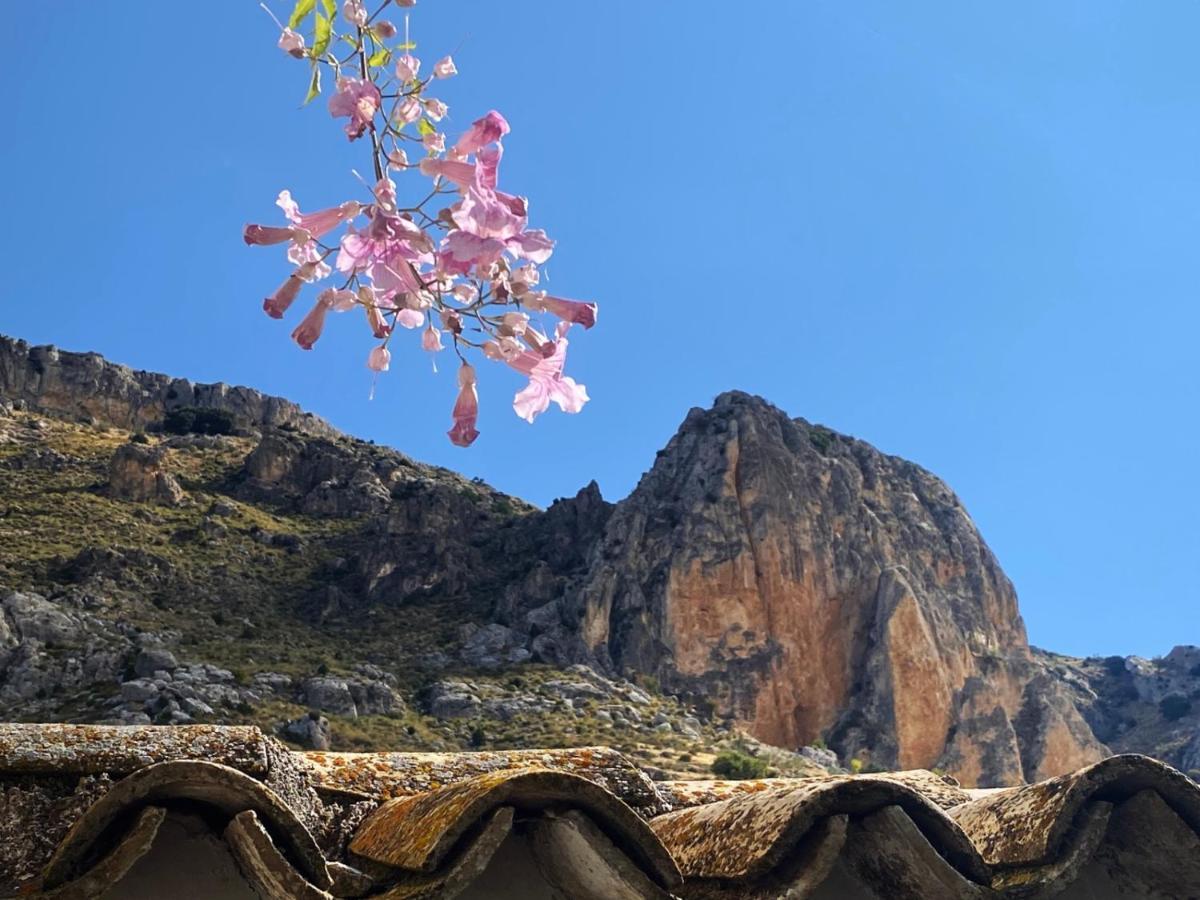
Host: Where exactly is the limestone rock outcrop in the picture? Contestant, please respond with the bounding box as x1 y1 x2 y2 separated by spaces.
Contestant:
552 392 1107 785
5 335 1193 783
107 443 185 506
0 336 336 437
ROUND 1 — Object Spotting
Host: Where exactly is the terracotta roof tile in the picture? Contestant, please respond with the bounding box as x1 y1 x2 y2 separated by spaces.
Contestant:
949 753 1200 866
298 746 666 816
0 725 1195 899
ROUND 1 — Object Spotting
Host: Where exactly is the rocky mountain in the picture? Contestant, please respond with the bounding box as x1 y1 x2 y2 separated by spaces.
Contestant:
0 334 1196 786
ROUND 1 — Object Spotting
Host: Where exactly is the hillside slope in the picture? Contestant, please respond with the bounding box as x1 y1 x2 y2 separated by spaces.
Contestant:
1 335 1196 785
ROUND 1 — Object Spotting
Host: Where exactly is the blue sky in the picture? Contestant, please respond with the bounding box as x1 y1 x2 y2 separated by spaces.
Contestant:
2 2 1196 658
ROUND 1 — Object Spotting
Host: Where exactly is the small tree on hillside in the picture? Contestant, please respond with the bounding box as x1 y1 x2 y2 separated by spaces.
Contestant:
711 750 771 780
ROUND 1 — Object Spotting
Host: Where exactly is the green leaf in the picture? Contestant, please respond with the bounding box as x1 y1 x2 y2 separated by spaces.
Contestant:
303 66 321 105
367 47 391 67
319 0 335 15
417 118 436 137
312 11 332 58
287 0 315 29
396 41 417 51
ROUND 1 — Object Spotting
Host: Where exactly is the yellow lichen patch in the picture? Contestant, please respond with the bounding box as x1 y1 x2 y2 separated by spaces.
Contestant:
949 754 1197 868
298 746 667 816
348 766 680 887
0 723 269 776
650 772 979 882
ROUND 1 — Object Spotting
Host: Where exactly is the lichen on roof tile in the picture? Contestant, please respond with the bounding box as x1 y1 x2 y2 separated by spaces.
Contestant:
348 766 681 889
650 773 987 884
299 745 667 817
949 753 1200 867
0 724 269 776
657 769 971 813
0 724 1196 900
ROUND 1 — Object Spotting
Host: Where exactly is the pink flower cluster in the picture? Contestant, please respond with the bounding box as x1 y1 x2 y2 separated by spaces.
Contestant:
247 1 596 446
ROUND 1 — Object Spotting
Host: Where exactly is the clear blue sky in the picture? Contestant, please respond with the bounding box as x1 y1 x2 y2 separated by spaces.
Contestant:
2 2 1196 659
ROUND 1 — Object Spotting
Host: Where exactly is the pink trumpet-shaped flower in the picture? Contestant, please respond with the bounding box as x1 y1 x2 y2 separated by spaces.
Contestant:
276 192 361 238
328 77 381 140
419 157 475 189
434 56 458 78
454 111 510 155
263 261 320 318
448 363 480 447
476 145 501 191
422 325 444 352
291 294 332 349
243 224 298 246
278 29 305 57
451 186 524 241
439 231 506 276
532 293 597 329
318 288 357 311
506 228 554 263
367 345 391 372
508 333 589 423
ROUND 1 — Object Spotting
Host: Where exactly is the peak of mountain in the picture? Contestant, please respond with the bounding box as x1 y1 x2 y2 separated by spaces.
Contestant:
547 388 1105 783
0 334 1196 785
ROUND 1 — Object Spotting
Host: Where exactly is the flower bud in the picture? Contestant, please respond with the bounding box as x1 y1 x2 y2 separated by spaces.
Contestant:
501 312 530 335
423 98 448 121
342 0 368 26
278 28 306 58
395 54 421 83
422 325 444 352
395 97 422 125
367 345 391 372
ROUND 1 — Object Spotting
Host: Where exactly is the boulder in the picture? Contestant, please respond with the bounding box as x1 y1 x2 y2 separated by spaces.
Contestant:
427 681 482 719
282 713 333 750
107 443 185 506
133 648 179 678
2 592 83 647
302 676 359 717
459 623 525 669
798 744 840 769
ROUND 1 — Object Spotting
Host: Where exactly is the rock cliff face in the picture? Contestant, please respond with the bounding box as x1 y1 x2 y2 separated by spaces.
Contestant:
0 336 337 438
551 392 1107 784
0 337 1192 785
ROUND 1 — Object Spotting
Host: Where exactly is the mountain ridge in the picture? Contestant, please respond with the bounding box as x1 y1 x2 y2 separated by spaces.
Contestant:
0 333 1196 786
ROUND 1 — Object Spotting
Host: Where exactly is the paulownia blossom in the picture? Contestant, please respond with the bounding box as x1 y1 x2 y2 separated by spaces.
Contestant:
247 0 597 445
448 362 480 446
328 77 381 140
500 324 589 423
